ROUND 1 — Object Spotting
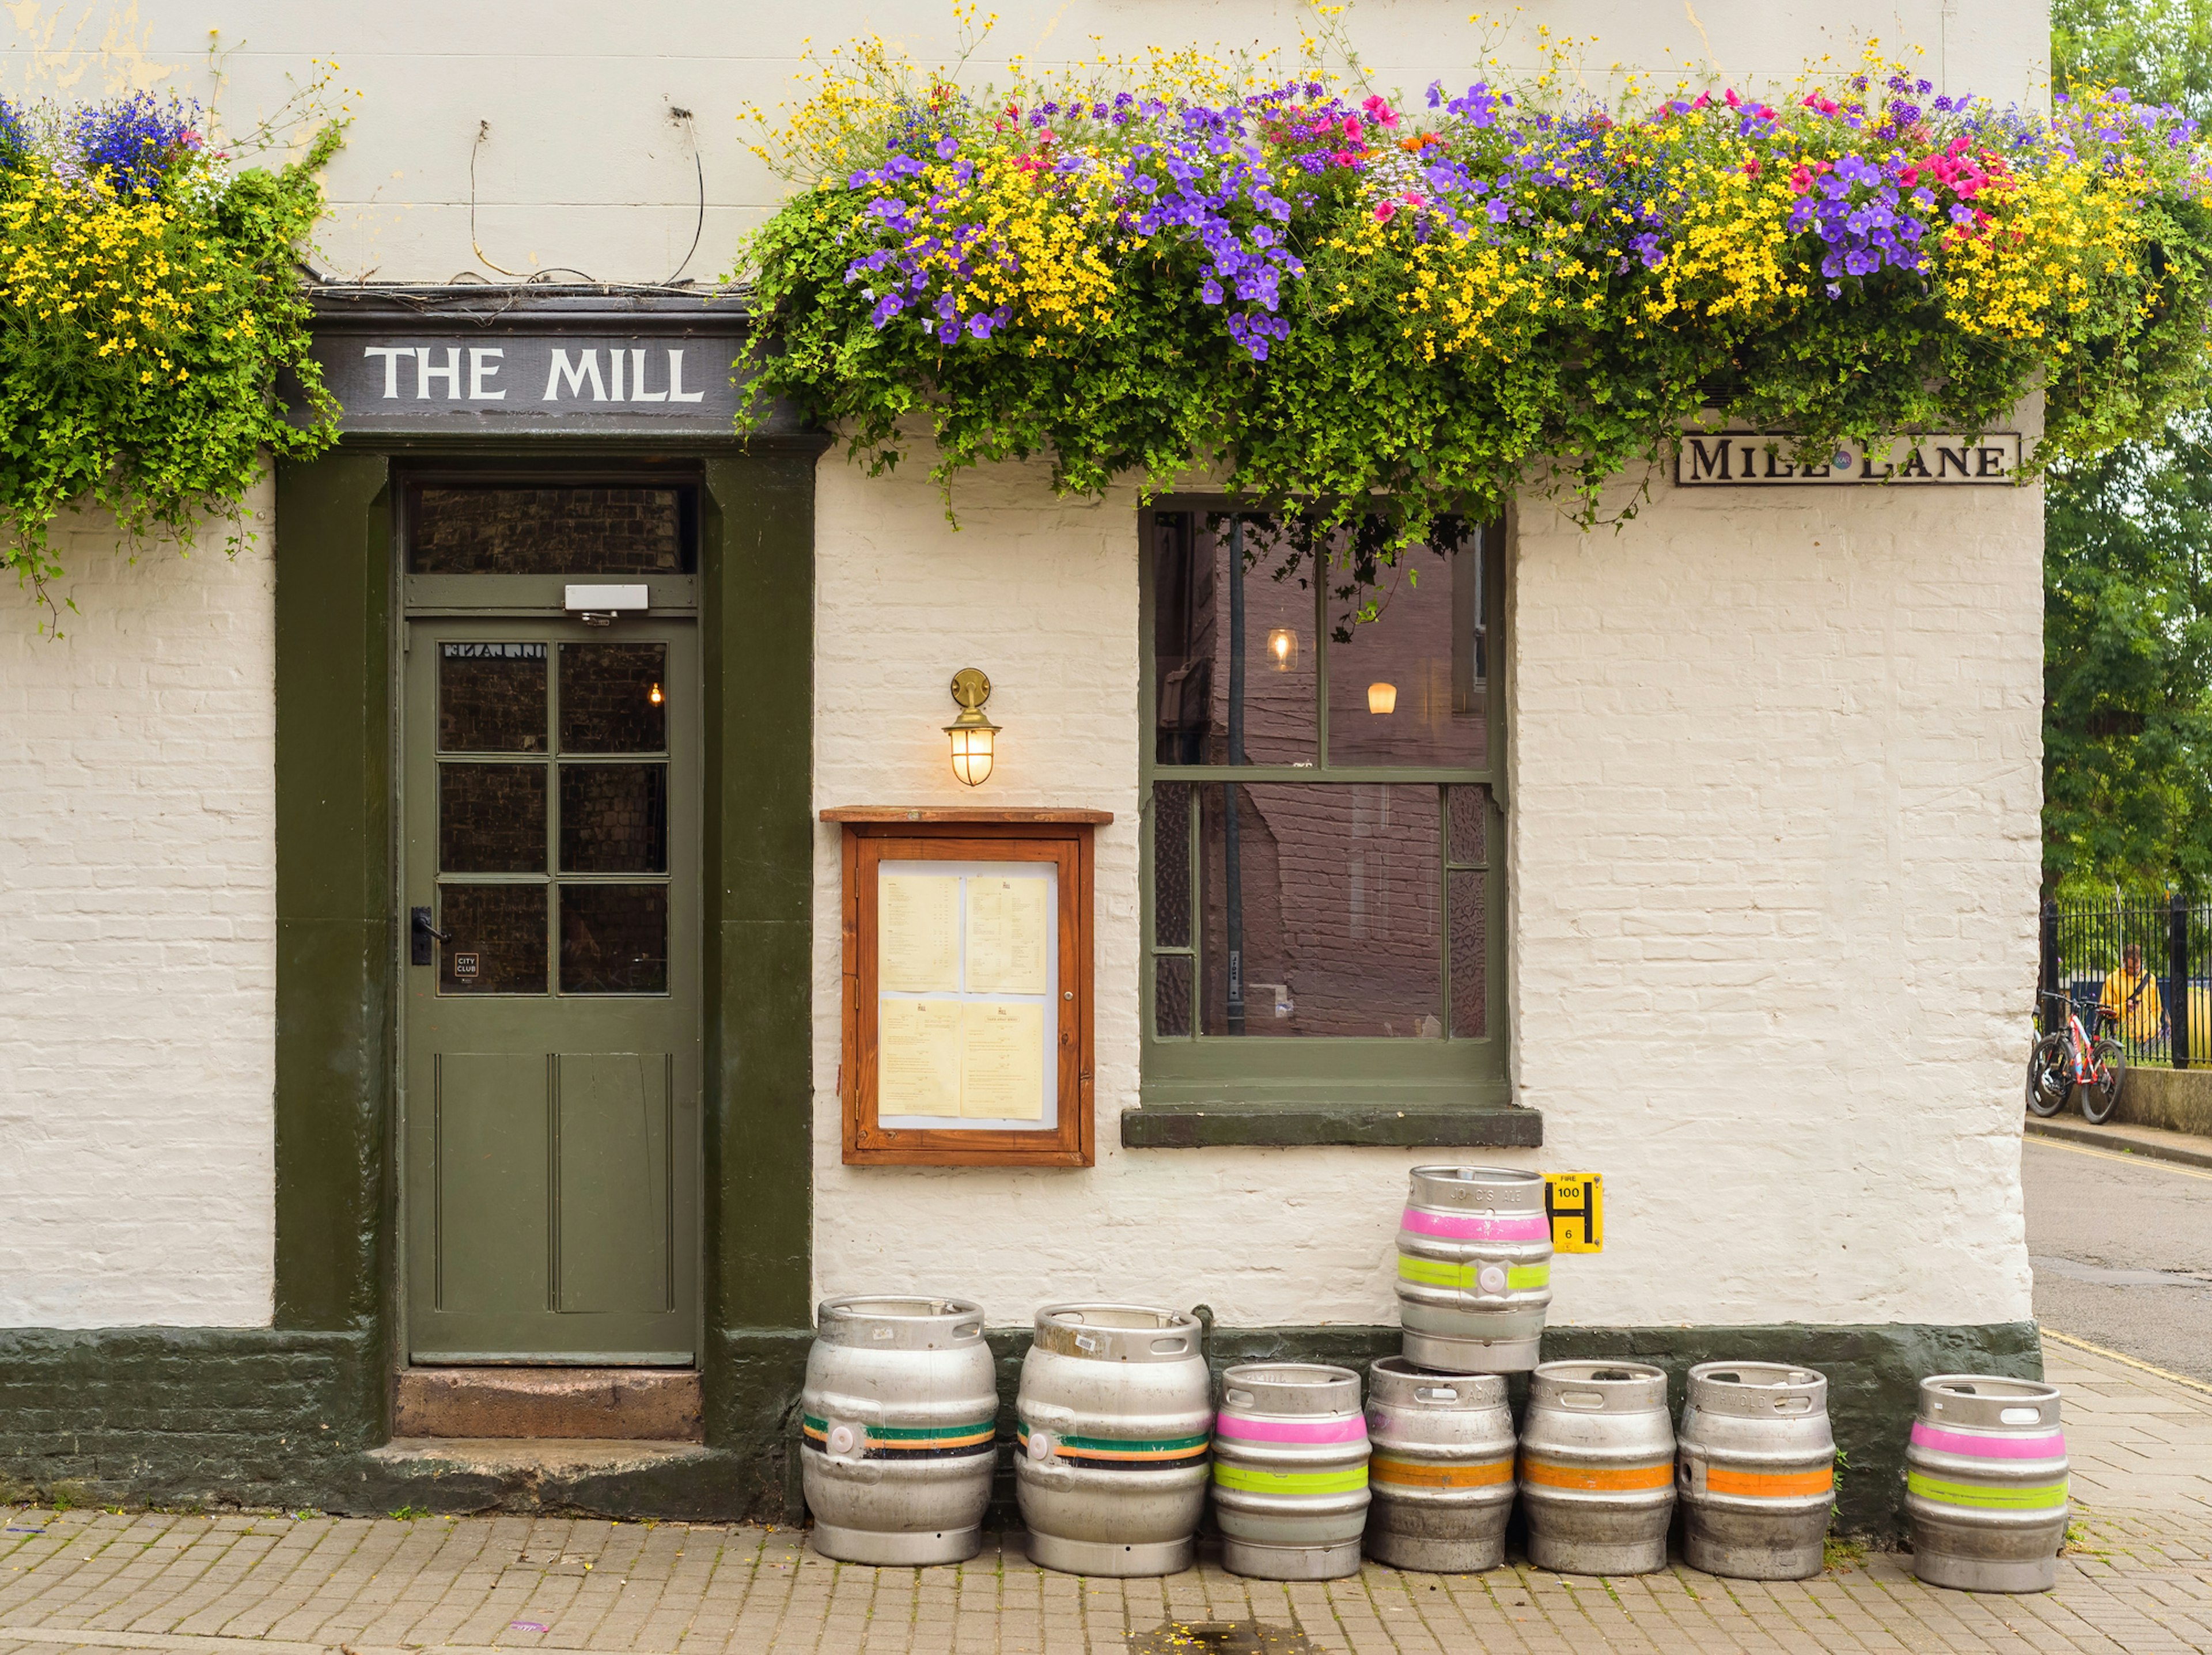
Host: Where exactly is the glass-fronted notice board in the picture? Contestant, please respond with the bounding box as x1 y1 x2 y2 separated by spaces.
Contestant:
824 809 1108 1166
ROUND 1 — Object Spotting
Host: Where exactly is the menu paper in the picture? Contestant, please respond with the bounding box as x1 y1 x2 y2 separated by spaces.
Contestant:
960 1002 1047 1119
877 999 962 1117
965 876 1050 995
880 874 960 993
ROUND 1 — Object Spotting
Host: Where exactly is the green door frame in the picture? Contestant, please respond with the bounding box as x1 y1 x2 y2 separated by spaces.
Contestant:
274 440 820 1472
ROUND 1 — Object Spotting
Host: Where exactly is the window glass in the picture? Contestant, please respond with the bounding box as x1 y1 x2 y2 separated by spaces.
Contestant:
410 486 693 574
1325 528 1485 768
1196 782 1442 1037
1144 511 1499 1059
1150 513 1317 765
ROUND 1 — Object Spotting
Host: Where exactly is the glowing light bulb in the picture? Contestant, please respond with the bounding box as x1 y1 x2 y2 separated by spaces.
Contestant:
648 682 664 706
1265 627 1299 672
1368 681 1397 715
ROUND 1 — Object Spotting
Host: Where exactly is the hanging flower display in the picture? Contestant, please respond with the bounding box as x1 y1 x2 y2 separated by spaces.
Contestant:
0 85 344 609
738 24 2212 567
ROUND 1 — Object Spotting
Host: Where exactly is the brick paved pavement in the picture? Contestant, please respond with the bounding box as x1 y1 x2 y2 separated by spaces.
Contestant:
0 1334 2205 1655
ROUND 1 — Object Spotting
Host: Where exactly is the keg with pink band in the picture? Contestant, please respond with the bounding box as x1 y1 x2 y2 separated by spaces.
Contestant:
1215 1411 1371 1445
1399 1206 1551 1242
1908 1423 2067 1460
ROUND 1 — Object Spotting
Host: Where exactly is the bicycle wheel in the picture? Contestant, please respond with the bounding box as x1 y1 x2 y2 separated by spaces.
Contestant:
2026 1033 2073 1118
2083 1039 2127 1124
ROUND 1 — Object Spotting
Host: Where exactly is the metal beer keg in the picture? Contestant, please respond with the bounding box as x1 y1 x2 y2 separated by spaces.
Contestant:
1213 1363 1372 1581
1906 1374 2070 1592
1395 1166 1553 1372
1518 1361 1676 1576
1363 1355 1517 1573
1676 1362 1835 1580
800 1296 998 1566
1015 1304 1212 1577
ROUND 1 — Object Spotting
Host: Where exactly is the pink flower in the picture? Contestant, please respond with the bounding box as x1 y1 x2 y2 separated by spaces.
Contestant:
1362 93 1400 128
1374 200 1396 222
1724 88 1743 109
1691 92 1711 111
1343 115 1361 138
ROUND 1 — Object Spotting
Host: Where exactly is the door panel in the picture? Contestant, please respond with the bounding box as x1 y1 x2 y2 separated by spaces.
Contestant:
556 1054 672 1315
434 1053 551 1315
404 616 699 1362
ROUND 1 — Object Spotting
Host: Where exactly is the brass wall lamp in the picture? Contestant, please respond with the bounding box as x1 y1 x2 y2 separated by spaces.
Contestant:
945 667 1000 787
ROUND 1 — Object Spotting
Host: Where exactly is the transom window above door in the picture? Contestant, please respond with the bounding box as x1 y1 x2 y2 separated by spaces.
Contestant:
435 639 672 997
408 483 698 574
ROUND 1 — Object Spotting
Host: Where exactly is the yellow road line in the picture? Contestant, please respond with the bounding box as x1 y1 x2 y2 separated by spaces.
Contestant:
2038 1326 2212 1401
2024 1134 2212 1181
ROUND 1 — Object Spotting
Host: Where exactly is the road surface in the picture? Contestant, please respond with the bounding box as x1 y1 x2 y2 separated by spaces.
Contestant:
2024 1133 2212 1382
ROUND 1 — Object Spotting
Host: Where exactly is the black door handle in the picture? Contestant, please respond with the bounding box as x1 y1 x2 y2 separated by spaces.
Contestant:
410 905 451 966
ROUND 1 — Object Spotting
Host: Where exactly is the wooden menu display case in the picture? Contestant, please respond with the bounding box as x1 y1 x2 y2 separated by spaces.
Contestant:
824 808 1108 1167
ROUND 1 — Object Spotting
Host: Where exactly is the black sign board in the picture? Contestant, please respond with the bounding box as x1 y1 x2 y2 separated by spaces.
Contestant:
302 290 760 439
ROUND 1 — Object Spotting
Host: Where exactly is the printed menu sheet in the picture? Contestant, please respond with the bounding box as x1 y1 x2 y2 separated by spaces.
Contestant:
959 1002 1046 1119
880 874 961 993
875 861 1056 1128
965 876 1050 995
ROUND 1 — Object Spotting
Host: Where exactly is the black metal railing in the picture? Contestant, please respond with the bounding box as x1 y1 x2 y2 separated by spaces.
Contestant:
2037 894 2212 1069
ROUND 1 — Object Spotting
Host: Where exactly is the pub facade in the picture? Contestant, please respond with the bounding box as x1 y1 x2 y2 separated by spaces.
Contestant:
0 0 2049 1537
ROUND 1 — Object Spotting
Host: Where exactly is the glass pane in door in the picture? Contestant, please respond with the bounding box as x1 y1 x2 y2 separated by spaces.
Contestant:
560 885 669 994
559 764 668 872
438 885 550 994
439 643 547 752
560 643 667 753
440 764 547 873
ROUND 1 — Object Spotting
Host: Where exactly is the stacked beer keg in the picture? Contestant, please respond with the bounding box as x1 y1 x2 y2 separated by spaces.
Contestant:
798 1165 2065 1593
1381 1165 1839 1584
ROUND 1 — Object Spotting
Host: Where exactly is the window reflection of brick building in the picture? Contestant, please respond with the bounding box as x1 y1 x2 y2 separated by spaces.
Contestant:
1153 515 1486 1039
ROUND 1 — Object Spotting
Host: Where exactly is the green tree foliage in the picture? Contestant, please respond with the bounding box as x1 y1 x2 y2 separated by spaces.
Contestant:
2044 423 2212 893
2046 0 2212 895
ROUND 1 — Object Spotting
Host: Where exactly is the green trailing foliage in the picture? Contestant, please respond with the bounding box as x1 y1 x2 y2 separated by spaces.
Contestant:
0 89 342 613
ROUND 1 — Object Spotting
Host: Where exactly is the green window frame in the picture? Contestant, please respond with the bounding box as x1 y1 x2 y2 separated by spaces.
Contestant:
1128 503 1536 1149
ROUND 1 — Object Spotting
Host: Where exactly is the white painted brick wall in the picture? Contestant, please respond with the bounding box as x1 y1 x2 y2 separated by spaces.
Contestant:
0 491 276 1328
812 455 2040 1332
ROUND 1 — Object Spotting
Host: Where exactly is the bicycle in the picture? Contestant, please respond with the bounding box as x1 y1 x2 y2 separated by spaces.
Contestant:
2027 990 2126 1124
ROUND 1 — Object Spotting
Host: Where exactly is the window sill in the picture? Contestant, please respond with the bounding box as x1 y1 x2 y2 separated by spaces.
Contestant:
1120 1101 1542 1149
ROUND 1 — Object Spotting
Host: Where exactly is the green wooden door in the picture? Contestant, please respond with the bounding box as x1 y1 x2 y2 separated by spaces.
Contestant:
403 616 699 1362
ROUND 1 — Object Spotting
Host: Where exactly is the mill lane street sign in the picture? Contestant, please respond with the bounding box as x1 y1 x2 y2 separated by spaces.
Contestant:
1675 431 2024 487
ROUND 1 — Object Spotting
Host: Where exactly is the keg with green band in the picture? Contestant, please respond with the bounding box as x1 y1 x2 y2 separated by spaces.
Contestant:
800 1296 998 1568
1395 1166 1555 1373
1211 1363 1372 1582
1904 1374 2070 1594
1016 1304 1214 1579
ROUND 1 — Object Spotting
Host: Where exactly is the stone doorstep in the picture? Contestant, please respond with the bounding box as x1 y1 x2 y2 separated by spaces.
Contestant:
366 1437 712 1475
392 1367 703 1441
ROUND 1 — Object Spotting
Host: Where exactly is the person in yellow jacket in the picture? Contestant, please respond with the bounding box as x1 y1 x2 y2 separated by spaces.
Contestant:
2100 944 2168 1047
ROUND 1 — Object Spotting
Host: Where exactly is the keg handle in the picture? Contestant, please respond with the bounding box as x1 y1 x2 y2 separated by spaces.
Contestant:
1415 1385 1461 1404
1559 1391 1607 1410
954 1321 982 1339
1999 1407 2044 1425
1774 1396 1813 1415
